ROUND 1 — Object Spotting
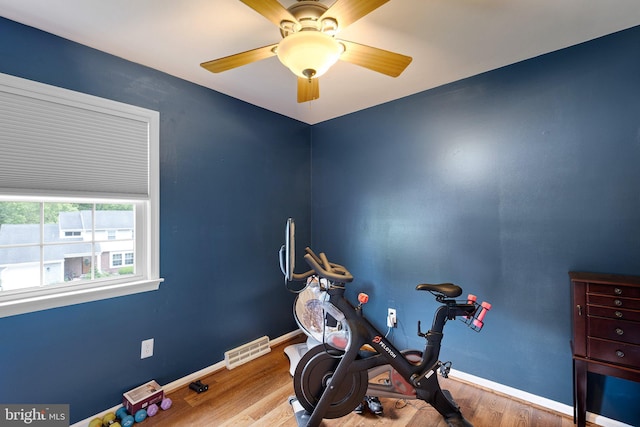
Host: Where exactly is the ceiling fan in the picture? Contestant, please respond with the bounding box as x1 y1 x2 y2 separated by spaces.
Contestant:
200 0 412 103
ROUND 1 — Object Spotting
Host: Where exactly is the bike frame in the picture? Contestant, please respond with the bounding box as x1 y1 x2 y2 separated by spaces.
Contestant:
303 281 476 426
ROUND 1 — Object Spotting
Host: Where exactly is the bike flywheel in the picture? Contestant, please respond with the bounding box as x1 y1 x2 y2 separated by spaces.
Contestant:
293 345 368 418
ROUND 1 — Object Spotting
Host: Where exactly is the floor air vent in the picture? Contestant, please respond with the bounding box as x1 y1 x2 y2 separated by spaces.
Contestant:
224 336 271 370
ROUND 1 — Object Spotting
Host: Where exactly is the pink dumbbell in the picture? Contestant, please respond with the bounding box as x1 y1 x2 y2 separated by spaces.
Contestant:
466 294 477 319
472 301 492 330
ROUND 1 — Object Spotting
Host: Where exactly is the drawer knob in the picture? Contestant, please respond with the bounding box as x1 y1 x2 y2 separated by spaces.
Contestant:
616 350 625 358
616 328 624 336
614 299 623 307
615 311 623 318
614 287 622 295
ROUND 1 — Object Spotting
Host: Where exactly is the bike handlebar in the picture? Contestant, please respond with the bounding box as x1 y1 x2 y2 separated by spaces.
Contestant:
302 247 354 283
305 247 323 266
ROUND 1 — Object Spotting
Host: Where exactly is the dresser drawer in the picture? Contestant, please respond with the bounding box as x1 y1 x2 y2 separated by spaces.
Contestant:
588 337 640 368
588 316 640 345
587 294 640 310
588 283 640 299
588 305 640 322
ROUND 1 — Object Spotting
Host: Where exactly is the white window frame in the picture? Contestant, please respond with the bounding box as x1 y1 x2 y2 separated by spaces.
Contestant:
0 73 163 318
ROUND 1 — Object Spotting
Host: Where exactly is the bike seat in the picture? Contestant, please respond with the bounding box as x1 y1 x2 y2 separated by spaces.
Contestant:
416 283 462 298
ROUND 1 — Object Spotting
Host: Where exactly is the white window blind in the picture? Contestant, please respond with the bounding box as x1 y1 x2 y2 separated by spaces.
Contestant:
0 73 151 199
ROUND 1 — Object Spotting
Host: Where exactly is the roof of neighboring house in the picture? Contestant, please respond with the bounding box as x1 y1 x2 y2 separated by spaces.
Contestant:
59 210 134 231
0 224 93 264
0 223 60 245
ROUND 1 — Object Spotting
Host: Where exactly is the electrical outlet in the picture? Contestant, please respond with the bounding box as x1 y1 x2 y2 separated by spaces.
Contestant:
387 308 397 328
141 338 154 359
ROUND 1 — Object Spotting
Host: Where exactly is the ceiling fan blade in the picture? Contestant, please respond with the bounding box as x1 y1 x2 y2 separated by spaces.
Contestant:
200 44 278 73
298 77 319 103
339 40 412 77
240 0 298 28
320 0 390 31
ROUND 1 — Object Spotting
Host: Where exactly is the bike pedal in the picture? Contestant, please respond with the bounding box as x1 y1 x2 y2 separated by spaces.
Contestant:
439 361 452 378
365 396 384 415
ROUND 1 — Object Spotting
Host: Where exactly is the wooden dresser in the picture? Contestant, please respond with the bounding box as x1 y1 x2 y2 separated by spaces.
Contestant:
570 272 640 426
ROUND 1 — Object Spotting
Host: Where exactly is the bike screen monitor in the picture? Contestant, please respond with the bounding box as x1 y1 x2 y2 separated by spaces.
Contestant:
279 217 295 281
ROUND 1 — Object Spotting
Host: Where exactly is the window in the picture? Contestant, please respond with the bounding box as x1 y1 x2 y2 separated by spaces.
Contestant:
112 254 123 267
110 251 135 268
0 72 162 318
125 252 134 265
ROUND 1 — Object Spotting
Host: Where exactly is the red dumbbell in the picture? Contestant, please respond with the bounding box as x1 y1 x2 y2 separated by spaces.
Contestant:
358 293 369 304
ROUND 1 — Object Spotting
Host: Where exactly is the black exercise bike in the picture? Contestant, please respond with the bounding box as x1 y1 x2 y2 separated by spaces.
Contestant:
281 223 490 427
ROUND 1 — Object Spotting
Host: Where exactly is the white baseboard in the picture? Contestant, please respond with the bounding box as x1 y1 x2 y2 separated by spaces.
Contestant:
73 330 631 427
449 368 632 427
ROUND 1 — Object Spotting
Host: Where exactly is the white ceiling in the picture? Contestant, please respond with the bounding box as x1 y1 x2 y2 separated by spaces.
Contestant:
1 0 639 124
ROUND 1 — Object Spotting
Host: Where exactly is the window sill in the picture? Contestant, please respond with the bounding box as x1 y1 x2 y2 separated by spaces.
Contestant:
0 278 164 319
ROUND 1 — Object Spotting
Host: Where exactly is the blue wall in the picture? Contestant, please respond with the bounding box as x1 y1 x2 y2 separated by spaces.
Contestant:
0 18 310 423
310 26 640 425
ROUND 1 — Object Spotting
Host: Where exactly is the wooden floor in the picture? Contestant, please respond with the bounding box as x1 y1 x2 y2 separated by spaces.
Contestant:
142 336 592 427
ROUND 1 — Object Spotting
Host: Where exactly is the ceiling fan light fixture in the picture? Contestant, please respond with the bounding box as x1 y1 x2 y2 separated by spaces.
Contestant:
277 31 343 79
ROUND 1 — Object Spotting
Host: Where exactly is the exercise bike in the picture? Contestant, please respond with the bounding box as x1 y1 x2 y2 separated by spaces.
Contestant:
279 219 491 427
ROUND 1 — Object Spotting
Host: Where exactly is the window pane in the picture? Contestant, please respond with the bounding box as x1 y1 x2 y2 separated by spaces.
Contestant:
0 244 40 291
44 246 66 285
0 202 41 291
95 204 135 278
0 201 41 244
49 202 85 243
